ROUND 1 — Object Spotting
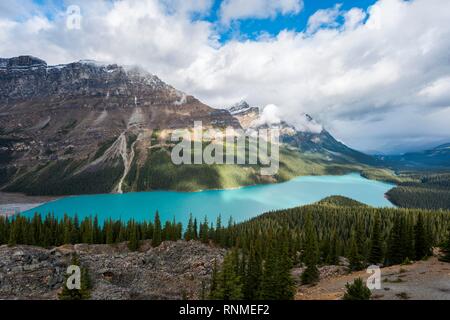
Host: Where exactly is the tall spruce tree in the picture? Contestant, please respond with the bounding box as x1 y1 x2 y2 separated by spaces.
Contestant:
301 214 320 285
369 214 383 264
414 213 429 260
153 211 162 247
386 215 403 265
128 221 140 251
348 231 364 271
440 226 450 262
58 254 91 300
210 249 243 300
243 238 263 299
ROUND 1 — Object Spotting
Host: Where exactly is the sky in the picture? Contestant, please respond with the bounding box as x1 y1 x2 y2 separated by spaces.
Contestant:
0 0 449 154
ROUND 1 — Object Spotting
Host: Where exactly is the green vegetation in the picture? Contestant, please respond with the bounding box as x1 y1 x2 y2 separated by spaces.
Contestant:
3 196 450 300
122 142 400 193
5 159 124 195
387 172 450 210
361 168 408 184
210 249 244 300
440 226 450 262
58 254 92 300
343 278 371 300
317 195 368 207
93 137 117 160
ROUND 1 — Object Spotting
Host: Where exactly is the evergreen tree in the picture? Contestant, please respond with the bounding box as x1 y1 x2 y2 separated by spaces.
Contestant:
184 214 194 241
105 219 114 244
153 211 162 247
414 213 429 260
386 215 404 265
369 214 383 264
439 226 450 262
210 249 243 300
348 231 364 271
58 254 91 300
128 221 140 251
200 216 209 244
325 231 339 265
343 278 371 300
301 215 320 285
243 238 263 299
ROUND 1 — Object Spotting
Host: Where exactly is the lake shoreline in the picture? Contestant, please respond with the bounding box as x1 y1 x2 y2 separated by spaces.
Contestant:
0 192 62 217
15 173 396 227
1 172 397 219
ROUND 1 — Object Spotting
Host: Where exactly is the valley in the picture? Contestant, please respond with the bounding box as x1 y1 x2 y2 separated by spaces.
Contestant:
0 56 399 197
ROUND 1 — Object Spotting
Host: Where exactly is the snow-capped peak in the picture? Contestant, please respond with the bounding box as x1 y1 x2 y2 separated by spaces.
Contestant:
228 100 254 115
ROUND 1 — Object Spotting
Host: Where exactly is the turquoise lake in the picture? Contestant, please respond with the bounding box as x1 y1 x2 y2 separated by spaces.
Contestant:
23 173 395 226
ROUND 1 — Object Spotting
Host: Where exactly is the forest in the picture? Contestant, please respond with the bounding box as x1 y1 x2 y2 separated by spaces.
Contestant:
1 196 450 300
386 172 450 210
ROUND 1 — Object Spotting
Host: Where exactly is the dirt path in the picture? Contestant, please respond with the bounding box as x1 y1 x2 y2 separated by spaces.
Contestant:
296 257 450 300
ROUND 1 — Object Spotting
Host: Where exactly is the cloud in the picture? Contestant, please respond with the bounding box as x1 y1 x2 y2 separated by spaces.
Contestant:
306 4 342 34
0 0 37 19
0 0 449 153
160 0 213 16
343 8 367 30
219 0 304 25
256 104 282 126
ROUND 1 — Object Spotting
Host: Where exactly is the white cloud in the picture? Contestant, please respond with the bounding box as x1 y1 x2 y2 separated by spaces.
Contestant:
418 76 450 105
306 4 342 34
343 8 367 30
256 104 282 126
0 0 449 152
219 0 304 25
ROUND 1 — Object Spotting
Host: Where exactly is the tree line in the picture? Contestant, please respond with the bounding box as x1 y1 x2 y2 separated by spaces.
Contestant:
387 173 450 210
1 197 450 300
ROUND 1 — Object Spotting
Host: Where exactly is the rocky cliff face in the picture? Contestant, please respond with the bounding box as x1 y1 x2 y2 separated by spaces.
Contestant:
0 241 225 300
0 56 240 194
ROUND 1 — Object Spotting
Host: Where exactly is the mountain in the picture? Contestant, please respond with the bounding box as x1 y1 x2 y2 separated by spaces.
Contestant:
0 56 390 196
377 143 450 170
0 56 239 195
230 101 377 166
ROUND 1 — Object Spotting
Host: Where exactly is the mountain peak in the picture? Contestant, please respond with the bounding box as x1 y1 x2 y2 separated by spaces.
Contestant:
0 56 47 70
228 101 259 116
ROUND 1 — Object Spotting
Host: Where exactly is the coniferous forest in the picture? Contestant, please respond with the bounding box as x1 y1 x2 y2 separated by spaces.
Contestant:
2 196 450 300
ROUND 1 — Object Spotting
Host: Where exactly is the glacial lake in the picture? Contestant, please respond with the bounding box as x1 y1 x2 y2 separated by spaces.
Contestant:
23 173 395 226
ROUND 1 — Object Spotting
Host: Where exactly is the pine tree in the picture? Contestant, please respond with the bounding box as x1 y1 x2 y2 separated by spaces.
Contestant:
200 216 209 244
348 230 365 271
185 214 194 241
343 278 371 300
386 215 403 265
414 213 429 260
275 231 295 299
128 221 140 251
210 249 243 300
440 226 450 262
58 254 91 300
105 219 114 244
243 238 263 299
301 215 320 285
326 231 339 265
369 214 383 264
153 211 162 247
259 243 280 299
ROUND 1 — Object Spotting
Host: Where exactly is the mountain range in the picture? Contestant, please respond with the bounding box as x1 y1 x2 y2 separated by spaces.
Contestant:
0 56 447 196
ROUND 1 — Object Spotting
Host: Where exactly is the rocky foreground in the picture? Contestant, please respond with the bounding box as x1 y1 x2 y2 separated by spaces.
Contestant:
0 241 225 300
